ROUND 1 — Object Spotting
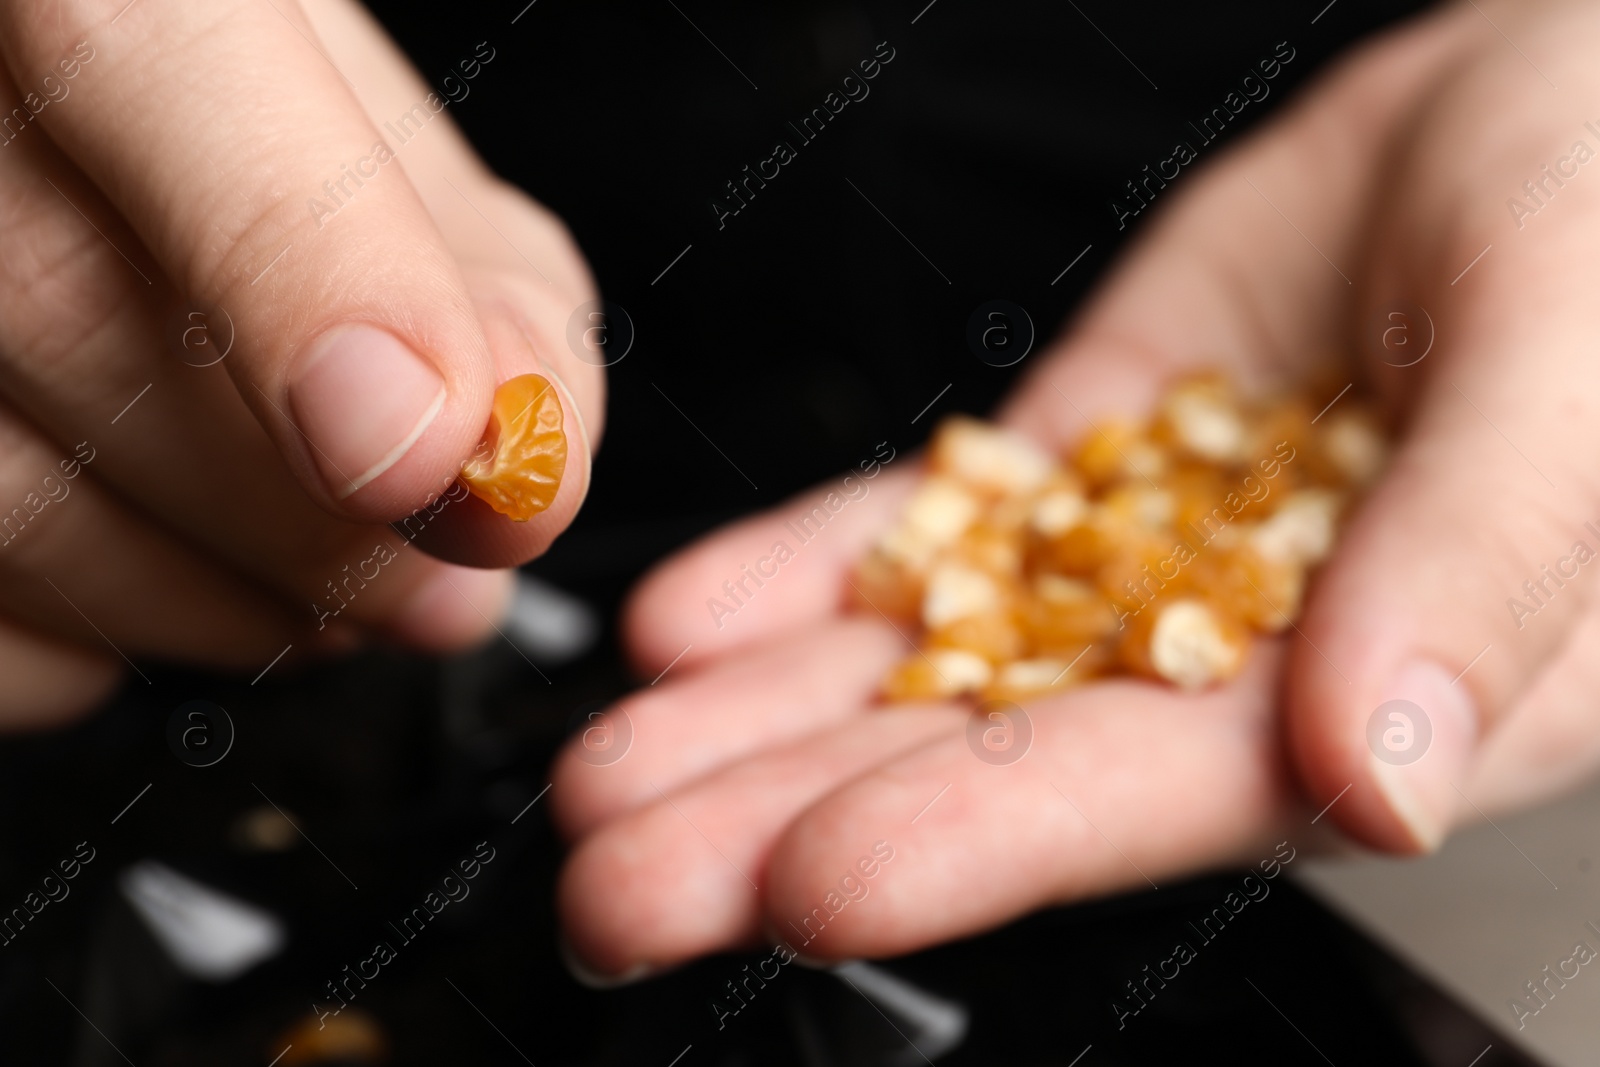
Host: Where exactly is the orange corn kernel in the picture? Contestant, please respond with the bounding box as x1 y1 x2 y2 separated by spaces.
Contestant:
1095 544 1195 618
928 609 1027 664
1072 420 1167 488
1154 374 1250 465
461 374 567 522
1312 407 1387 487
947 521 1026 579
1023 575 1120 653
850 550 923 623
1119 598 1250 690
929 416 1055 497
980 657 1088 703
863 372 1382 702
882 648 993 702
1190 542 1305 632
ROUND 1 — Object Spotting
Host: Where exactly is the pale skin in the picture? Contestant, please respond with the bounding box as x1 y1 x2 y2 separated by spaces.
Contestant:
551 0 1600 979
3 0 1599 989
0 0 605 725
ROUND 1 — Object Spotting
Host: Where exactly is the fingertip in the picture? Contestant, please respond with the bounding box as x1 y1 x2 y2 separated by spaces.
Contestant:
282 321 492 524
619 557 704 675
0 625 121 731
1288 612 1480 854
1361 660 1478 853
385 564 513 652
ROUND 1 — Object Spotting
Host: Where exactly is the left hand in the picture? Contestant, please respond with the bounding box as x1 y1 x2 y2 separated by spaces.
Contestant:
551 0 1600 979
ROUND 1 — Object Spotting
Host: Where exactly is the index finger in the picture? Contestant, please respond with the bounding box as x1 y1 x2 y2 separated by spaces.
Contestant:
1 0 492 520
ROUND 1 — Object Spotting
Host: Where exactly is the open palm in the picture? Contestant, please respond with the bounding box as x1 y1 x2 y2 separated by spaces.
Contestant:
553 0 1600 980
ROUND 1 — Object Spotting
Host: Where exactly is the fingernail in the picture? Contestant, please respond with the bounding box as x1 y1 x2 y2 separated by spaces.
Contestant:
557 933 656 989
289 325 446 500
1368 659 1479 851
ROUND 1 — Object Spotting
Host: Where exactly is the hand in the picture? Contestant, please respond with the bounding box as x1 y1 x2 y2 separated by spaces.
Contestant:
0 0 602 725
551 0 1600 979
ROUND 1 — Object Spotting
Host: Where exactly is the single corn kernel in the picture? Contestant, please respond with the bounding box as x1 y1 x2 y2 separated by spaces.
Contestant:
1072 420 1168 488
1123 599 1248 690
850 549 924 622
947 521 1025 579
1192 540 1305 632
1318 409 1387 487
1025 574 1120 652
922 562 1004 629
1247 396 1316 484
1101 484 1177 529
1095 543 1194 619
1030 485 1091 538
981 657 1080 702
1249 488 1343 566
1158 375 1248 464
877 476 981 570
930 417 1054 496
461 374 567 522
1037 510 1115 576
882 648 993 701
929 609 1026 663
1166 465 1235 532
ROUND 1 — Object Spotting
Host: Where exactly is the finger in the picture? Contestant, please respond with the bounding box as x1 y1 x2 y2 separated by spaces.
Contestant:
1 1 496 521
557 707 965 980
302 0 605 565
997 9 1476 449
0 615 119 728
0 76 510 649
392 297 592 569
1468 603 1600 814
761 649 1323 962
622 464 916 674
1289 202 1600 853
0 404 311 666
550 617 905 840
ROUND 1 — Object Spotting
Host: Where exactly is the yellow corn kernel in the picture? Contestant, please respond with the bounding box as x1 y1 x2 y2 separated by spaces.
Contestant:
1121 599 1249 690
930 417 1055 497
882 648 993 702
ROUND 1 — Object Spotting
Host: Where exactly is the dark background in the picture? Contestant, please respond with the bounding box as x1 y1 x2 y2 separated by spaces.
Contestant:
7 2 1551 1065
436 0 1426 599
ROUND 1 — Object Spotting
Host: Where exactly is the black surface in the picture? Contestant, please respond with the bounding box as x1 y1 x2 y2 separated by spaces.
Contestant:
0 644 1547 1065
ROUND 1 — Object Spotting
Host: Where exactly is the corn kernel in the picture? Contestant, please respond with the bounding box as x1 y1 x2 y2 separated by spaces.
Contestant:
1250 488 1343 566
922 562 1005 629
1123 599 1249 690
1030 486 1091 538
931 417 1055 496
878 476 981 569
929 609 1026 663
1072 420 1167 488
860 372 1381 702
850 549 923 623
882 648 993 701
981 658 1081 702
1158 375 1248 464
1318 409 1387 487
1024 574 1119 652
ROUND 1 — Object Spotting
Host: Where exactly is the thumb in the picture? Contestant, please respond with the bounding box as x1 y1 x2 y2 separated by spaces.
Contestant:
1 1 493 522
1288 258 1600 853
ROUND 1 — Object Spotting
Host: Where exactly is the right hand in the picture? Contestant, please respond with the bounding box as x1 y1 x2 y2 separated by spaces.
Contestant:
0 0 603 725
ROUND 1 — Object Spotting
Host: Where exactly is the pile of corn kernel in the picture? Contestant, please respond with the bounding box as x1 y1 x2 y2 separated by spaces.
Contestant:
851 375 1387 701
